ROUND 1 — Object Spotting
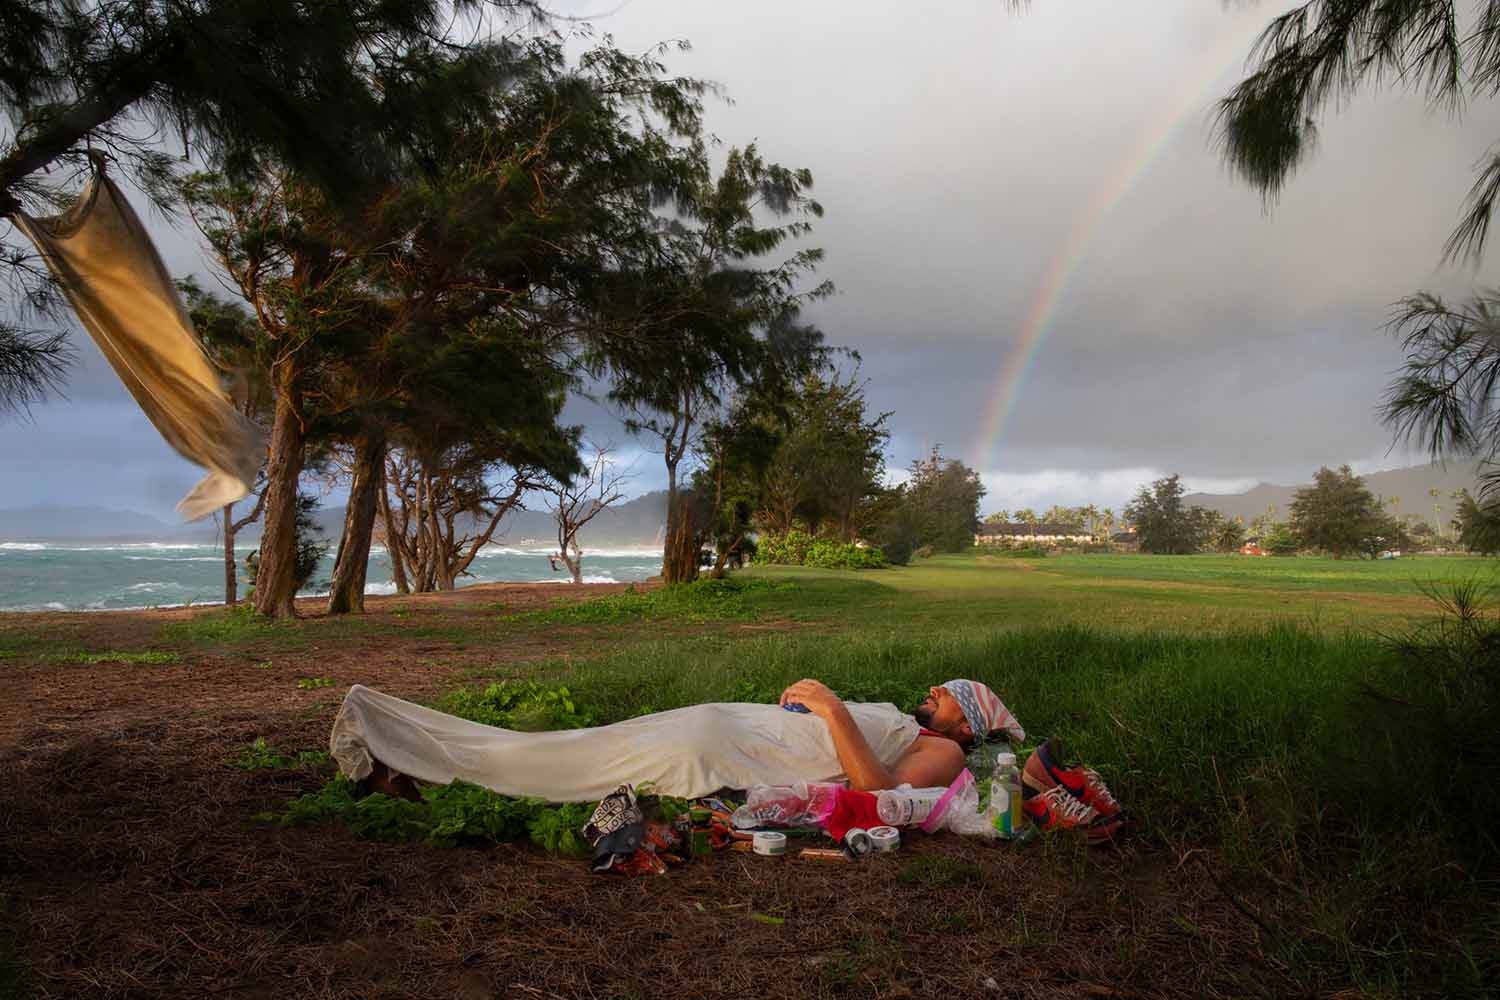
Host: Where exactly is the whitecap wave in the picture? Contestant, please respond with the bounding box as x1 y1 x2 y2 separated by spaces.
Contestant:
0 542 47 551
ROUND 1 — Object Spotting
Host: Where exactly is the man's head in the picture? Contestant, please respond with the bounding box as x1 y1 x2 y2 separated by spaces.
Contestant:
913 679 1025 750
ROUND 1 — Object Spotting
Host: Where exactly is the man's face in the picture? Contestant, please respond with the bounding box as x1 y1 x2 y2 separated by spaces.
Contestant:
913 685 974 746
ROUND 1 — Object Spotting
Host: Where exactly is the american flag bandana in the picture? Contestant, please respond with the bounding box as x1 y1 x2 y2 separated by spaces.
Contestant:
942 679 1025 744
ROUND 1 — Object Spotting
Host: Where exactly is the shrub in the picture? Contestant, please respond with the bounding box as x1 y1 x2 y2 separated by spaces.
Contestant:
759 530 815 565
760 532 886 569
805 539 887 570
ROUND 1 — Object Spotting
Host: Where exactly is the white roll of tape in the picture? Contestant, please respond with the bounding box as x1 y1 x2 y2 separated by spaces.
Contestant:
867 825 901 852
752 831 788 856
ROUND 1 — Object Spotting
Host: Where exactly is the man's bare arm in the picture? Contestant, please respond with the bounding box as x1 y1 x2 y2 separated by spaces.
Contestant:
779 679 964 792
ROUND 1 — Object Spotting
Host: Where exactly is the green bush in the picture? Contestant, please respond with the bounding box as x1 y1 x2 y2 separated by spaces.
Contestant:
436 680 600 731
991 546 1047 559
759 530 815 565
760 532 886 569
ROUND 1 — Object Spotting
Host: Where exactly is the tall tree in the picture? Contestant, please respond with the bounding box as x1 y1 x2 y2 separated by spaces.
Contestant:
1453 489 1500 554
754 372 889 541
1289 465 1390 558
609 146 832 581
1124 474 1205 555
905 446 986 553
0 0 540 410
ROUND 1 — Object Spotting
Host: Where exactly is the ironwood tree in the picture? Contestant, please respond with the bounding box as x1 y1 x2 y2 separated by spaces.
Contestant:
1123 474 1207 555
1212 2 1500 487
184 37 718 616
607 146 832 582
0 0 541 412
1287 465 1397 558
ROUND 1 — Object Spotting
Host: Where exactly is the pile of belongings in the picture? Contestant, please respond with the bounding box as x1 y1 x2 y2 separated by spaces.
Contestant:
581 739 1129 875
582 786 746 874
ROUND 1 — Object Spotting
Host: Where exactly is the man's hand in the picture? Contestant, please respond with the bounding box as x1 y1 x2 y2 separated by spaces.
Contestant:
779 678 844 720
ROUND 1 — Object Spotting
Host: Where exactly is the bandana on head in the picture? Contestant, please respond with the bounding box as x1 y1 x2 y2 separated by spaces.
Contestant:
941 679 1025 744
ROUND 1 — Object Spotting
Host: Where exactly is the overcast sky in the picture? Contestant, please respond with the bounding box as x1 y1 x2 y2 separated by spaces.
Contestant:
2 0 1492 521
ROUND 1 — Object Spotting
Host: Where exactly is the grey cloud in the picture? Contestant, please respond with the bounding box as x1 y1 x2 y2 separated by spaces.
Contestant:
4 0 1496 516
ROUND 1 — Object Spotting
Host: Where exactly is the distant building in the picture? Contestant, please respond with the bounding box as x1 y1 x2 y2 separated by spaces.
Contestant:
976 522 1093 546
1110 530 1139 551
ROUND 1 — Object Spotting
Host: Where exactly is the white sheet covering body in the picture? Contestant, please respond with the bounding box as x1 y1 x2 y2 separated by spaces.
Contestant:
330 684 921 802
10 172 264 520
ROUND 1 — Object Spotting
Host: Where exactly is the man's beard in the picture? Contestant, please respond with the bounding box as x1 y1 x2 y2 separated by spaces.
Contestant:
913 703 936 728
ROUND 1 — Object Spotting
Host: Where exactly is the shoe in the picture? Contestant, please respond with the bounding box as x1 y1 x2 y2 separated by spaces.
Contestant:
1022 784 1098 831
1024 739 1121 817
1022 785 1129 846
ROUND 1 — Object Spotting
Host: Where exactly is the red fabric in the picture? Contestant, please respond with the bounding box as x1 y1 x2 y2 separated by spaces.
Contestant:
917 727 947 740
824 787 882 840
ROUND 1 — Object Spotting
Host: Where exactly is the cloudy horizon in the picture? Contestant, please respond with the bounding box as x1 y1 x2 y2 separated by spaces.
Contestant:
1 0 1488 523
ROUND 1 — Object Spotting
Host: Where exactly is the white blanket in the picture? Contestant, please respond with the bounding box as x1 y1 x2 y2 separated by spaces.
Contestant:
329 684 920 802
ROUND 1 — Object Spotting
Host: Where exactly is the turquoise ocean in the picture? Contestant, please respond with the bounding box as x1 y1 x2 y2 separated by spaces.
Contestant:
0 541 662 612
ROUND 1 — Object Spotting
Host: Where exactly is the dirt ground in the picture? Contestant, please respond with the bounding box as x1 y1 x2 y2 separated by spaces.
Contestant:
1 586 1289 999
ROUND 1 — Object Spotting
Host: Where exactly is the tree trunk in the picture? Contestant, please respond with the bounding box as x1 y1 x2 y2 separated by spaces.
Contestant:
662 495 699 584
253 360 305 618
562 546 583 584
661 458 679 578
327 429 386 615
222 502 239 606
378 472 410 595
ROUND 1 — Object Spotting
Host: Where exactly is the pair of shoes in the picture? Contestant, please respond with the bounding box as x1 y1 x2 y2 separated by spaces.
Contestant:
1021 739 1131 845
1023 738 1121 816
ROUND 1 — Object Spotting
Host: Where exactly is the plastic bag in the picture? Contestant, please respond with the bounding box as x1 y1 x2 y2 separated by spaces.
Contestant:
730 782 842 829
919 769 1003 839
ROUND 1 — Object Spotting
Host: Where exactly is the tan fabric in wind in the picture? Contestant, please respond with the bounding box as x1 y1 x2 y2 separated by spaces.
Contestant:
11 172 264 520
329 684 922 802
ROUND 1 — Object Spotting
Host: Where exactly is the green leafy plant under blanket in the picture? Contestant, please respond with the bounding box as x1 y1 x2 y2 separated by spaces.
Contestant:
262 777 597 855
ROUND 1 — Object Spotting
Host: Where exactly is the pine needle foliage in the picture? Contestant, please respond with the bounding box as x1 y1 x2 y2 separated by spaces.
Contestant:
1215 0 1500 262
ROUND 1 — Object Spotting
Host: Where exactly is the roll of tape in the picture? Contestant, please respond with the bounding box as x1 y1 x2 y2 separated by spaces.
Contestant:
843 827 873 858
867 825 901 852
752 831 787 856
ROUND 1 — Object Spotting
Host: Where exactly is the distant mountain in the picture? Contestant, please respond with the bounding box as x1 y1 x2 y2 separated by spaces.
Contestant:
1183 460 1485 528
0 504 216 541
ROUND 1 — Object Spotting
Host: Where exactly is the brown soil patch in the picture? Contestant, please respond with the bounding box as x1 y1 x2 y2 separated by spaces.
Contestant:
0 584 1291 999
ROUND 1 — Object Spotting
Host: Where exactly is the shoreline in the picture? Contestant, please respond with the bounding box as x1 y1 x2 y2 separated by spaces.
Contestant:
0 578 654 624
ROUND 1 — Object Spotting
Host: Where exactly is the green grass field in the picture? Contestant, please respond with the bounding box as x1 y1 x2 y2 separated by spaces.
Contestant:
24 549 1492 997
435 552 1496 997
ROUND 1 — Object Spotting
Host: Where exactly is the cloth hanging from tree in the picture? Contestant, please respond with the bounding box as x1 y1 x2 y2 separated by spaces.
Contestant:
8 167 264 519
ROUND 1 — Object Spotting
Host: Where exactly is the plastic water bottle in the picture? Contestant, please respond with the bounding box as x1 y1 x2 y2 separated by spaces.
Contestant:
991 752 1025 839
875 784 947 826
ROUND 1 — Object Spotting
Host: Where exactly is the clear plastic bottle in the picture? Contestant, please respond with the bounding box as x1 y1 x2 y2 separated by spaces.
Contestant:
991 752 1025 839
875 784 948 826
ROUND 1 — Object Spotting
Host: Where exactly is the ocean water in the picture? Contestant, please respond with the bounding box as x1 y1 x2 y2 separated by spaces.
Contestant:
0 541 663 612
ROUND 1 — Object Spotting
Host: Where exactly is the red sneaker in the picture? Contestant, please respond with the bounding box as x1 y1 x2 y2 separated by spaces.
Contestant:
1024 739 1121 817
1022 786 1129 846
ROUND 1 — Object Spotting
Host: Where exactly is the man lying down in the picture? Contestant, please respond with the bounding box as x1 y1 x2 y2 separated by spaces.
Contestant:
329 678 1024 803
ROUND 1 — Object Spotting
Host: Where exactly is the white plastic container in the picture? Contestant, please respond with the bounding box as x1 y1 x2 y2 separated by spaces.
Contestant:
875 784 948 826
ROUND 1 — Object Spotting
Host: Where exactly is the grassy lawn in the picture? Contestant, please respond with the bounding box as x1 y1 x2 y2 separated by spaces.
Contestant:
3 552 1496 998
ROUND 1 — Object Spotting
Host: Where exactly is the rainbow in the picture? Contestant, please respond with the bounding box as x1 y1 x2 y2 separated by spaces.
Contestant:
972 15 1267 468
